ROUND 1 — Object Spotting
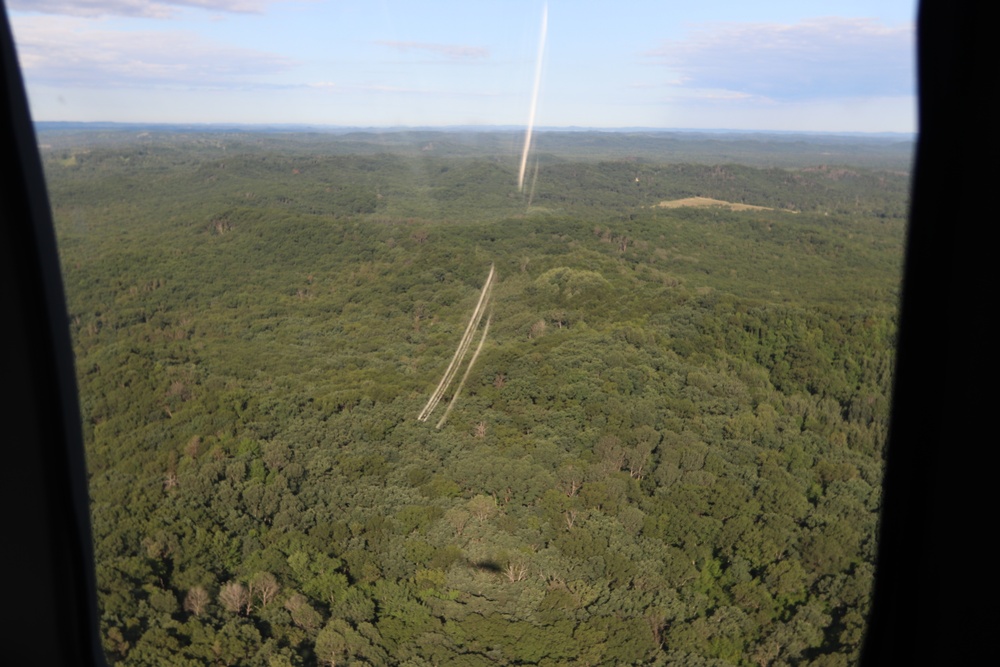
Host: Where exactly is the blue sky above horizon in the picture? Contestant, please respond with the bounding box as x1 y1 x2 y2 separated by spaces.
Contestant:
8 1 917 133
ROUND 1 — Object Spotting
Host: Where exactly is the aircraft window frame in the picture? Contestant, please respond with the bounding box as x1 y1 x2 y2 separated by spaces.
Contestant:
5 2 968 664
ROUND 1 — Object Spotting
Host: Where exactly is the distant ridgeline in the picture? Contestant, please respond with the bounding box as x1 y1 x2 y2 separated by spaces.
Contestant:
42 128 905 666
35 123 915 171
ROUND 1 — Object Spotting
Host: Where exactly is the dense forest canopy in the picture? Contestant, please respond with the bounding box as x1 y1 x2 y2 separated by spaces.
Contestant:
41 128 908 666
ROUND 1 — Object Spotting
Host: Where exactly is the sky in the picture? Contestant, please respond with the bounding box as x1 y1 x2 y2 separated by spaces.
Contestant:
7 1 917 133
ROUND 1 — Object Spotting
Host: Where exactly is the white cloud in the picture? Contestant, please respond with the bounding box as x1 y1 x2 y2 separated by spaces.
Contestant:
7 0 281 19
11 16 293 88
645 17 914 102
376 40 489 61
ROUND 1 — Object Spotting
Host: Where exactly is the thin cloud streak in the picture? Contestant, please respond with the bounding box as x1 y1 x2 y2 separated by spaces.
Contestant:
307 82 501 97
376 41 489 60
8 0 278 18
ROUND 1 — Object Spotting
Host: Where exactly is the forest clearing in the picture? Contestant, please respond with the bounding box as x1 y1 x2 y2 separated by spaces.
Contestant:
657 197 788 212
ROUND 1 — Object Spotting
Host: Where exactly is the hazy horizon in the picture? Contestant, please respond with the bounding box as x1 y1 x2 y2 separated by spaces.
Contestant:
33 120 915 138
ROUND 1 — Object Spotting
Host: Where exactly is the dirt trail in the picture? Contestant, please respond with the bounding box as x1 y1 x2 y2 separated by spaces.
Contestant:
656 196 781 212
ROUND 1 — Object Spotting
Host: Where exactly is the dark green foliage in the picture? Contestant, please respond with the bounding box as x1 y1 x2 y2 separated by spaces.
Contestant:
43 130 905 665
